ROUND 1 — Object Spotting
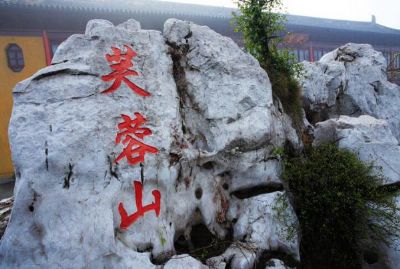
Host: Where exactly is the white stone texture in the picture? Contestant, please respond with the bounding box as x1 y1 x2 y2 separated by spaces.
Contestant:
0 18 300 269
301 43 400 141
206 242 258 269
163 18 299 153
207 192 299 269
265 258 294 269
313 115 400 185
164 255 209 269
231 192 299 260
2 18 179 269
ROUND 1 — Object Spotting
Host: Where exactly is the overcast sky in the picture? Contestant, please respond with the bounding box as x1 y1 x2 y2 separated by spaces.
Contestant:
162 0 400 30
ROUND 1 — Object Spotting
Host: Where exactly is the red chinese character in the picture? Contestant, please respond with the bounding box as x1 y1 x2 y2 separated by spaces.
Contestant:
115 112 158 165
101 45 150 97
118 180 161 229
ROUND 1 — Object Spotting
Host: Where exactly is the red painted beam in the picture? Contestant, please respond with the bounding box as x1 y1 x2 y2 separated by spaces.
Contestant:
42 30 52 66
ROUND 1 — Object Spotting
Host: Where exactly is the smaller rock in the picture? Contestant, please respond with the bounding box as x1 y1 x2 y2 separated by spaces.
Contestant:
230 192 300 262
301 43 400 141
207 242 257 269
84 19 114 36
265 258 293 269
300 61 345 123
164 255 208 269
117 19 141 32
163 19 191 47
313 115 400 185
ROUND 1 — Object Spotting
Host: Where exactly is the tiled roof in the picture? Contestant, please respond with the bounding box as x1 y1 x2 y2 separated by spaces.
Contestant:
0 0 235 18
2 0 400 35
286 14 400 35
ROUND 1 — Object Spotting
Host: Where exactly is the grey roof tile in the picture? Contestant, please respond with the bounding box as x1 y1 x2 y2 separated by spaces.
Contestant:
2 0 400 35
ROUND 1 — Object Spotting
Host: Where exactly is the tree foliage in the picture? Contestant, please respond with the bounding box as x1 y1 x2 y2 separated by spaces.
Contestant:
233 0 303 127
233 0 284 61
283 144 400 269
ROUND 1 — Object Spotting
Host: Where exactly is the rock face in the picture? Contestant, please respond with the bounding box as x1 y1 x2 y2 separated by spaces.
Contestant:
164 255 209 269
0 19 300 269
301 43 400 141
207 191 298 269
265 258 294 269
3 17 399 269
313 115 400 185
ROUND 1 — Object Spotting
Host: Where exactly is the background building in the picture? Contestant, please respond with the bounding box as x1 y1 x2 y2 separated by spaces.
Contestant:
1 0 400 179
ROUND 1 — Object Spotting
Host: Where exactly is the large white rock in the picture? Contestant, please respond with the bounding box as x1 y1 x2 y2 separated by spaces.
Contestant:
2 18 179 269
207 242 257 269
301 43 400 141
313 115 400 185
207 192 299 269
230 192 299 261
163 18 300 153
0 19 300 269
163 18 300 194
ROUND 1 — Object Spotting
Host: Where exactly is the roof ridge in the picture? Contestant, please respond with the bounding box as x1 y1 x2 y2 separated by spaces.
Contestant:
1 0 399 33
286 14 371 24
0 0 232 19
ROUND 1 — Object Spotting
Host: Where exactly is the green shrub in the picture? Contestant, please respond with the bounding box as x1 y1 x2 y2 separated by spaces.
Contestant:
283 144 400 269
233 0 303 127
266 60 303 127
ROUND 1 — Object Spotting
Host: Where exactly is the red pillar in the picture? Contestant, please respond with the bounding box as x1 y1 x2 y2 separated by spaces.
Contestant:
42 30 52 66
310 46 314 62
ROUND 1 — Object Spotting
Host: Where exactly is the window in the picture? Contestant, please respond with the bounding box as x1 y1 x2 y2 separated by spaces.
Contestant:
382 51 391 67
394 52 400 69
6 44 24 72
297 48 310 62
313 49 324 61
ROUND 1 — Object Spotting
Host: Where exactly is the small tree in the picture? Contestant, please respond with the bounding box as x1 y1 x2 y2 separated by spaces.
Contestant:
233 0 284 61
233 0 303 127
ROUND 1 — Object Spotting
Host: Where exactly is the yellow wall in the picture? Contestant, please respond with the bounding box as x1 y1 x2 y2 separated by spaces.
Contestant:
0 36 46 179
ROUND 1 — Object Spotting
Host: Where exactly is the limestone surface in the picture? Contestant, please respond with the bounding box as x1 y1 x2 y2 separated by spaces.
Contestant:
301 43 400 141
265 258 294 269
0 18 300 269
313 115 400 185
